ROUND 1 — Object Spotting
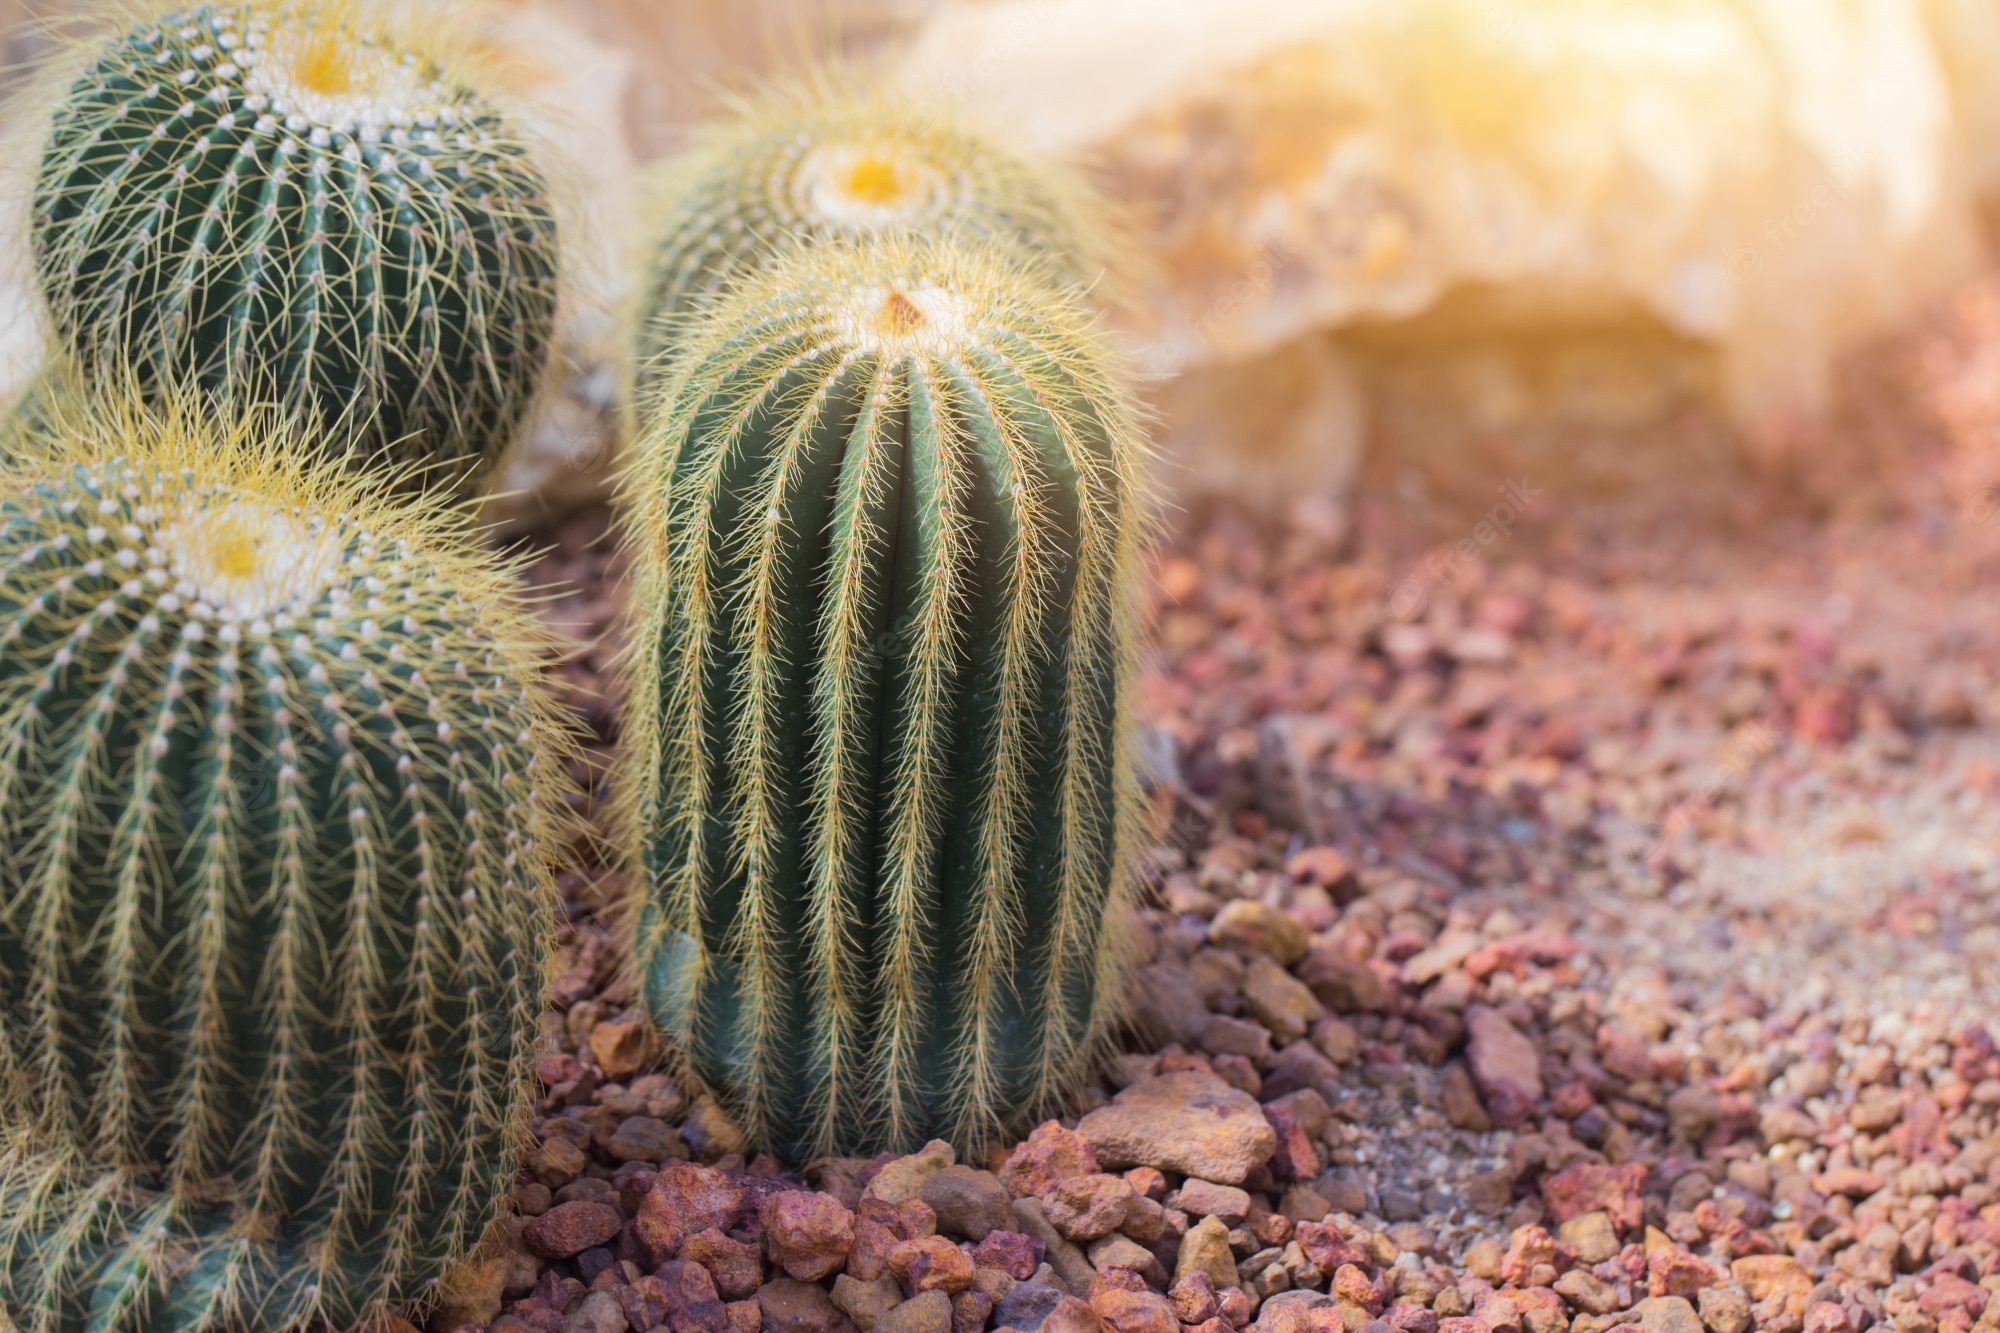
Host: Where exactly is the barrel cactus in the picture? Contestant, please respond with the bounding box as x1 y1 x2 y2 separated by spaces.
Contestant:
0 388 574 1333
633 76 1113 398
29 0 561 490
624 234 1152 1162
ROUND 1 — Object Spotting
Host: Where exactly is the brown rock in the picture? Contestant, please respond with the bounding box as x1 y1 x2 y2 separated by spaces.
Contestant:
1045 1174 1138 1242
1177 1179 1253 1223
436 1248 512 1329
953 1291 994 1333
525 1202 624 1260
923 1166 1017 1241
1440 1064 1493 1132
1011 1197 1097 1296
1092 1286 1179 1333
873 1290 952 1333
1298 946 1389 1013
590 1012 658 1081
1262 1104 1321 1182
1244 955 1327 1044
562 1290 630 1333
1208 901 1311 965
727 1301 763 1333
891 1235 978 1295
1646 1249 1716 1300
609 1115 683 1163
1262 1046 1342 1105
637 1163 746 1265
759 1277 859 1333
1310 1017 1363 1066
1697 1287 1751 1333
1171 1272 1221 1324
1002 1122 1103 1200
1542 1165 1647 1235
1632 1297 1703 1333
1175 1215 1240 1290
1554 1270 1620 1316
686 1227 768 1301
870 1142 959 1205
1201 1016 1275 1062
1464 1006 1543 1129
535 1135 592 1188
1078 1073 1277 1185
996 1281 1073 1332
1555 1212 1620 1266
832 1275 905 1333
661 1259 732 1333
762 1191 858 1282
974 1229 1046 1281
618 1276 671 1333
685 1096 749 1160
1045 1295 1107 1333
851 1197 940 1282
1130 963 1215 1047
1088 1233 1159 1279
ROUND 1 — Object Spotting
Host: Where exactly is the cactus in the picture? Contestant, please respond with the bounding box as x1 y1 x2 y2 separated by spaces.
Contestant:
633 76 1113 399
29 0 561 491
0 384 575 1333
624 234 1152 1162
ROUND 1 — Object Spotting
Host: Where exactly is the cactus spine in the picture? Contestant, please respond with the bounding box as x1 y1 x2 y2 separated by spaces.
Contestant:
633 77 1112 398
30 0 560 491
625 235 1150 1162
0 386 574 1333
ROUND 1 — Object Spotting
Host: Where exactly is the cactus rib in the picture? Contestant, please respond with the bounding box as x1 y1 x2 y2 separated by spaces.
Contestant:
0 384 575 1333
624 235 1151 1162
29 1 561 489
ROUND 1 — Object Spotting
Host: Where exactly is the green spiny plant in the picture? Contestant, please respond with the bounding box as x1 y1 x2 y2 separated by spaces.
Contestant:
623 234 1152 1163
27 0 561 492
632 74 1115 403
0 383 576 1333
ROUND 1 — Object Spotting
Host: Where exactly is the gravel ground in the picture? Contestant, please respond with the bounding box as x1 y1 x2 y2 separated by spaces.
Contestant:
428 277 2000 1333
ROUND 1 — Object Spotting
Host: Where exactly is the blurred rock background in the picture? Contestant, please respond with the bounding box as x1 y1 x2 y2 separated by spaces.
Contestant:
5 0 2000 532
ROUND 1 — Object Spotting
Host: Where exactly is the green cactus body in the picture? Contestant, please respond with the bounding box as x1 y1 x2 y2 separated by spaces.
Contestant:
31 1 560 491
0 391 574 1333
625 236 1151 1162
633 78 1112 399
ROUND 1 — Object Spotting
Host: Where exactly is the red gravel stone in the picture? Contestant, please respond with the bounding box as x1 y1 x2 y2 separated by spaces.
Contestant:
888 1236 976 1295
761 1190 858 1282
999 1121 1101 1200
971 1229 1044 1281
524 1201 623 1259
637 1163 746 1265
1541 1163 1648 1234
685 1226 768 1300
658 1259 730 1333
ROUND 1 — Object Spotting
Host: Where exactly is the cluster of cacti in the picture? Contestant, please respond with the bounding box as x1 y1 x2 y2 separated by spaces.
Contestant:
0 387 574 1332
632 76 1113 394
623 233 1151 1163
30 0 560 490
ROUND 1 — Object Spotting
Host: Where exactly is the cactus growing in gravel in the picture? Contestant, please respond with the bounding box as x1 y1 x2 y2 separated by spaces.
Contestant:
633 76 1113 400
0 387 574 1333
624 234 1152 1162
29 0 560 490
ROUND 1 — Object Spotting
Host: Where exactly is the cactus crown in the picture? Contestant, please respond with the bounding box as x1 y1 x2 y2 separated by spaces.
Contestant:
632 73 1117 399
26 0 562 491
0 381 575 1333
624 233 1153 1162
